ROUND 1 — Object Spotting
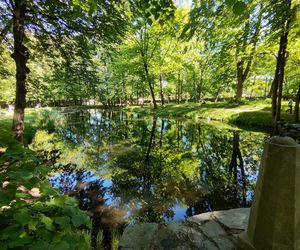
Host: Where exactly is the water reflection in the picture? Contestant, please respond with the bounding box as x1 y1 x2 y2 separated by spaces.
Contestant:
31 109 266 224
49 166 125 249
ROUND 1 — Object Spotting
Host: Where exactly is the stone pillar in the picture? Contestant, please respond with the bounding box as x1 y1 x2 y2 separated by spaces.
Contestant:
238 136 300 249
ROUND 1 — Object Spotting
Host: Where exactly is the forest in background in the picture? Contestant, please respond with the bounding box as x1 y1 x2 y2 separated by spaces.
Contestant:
1 0 299 109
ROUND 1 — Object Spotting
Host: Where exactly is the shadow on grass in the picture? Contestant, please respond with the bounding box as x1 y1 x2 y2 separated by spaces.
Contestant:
229 110 295 132
0 111 45 149
126 104 203 118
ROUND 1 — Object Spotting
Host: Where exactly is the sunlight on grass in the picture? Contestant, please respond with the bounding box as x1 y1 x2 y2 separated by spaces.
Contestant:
124 99 295 131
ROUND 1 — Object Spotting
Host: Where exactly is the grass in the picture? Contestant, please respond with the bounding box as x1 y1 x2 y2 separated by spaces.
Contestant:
123 99 297 131
0 99 297 146
0 108 54 149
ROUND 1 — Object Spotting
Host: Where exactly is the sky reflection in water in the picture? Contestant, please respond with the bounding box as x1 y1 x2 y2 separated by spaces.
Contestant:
32 109 267 224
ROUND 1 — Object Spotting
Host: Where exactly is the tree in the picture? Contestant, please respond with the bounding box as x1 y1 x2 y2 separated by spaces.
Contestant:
124 0 176 109
235 2 263 101
268 0 299 125
295 84 300 123
0 0 127 140
183 0 264 102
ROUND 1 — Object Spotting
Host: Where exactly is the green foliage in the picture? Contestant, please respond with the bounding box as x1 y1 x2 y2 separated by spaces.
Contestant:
0 146 91 249
232 1 248 15
0 45 15 103
1 0 299 107
124 99 296 130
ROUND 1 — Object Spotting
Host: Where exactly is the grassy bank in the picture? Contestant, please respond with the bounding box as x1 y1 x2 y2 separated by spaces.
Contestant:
0 99 296 141
0 108 93 250
0 109 47 148
124 99 296 130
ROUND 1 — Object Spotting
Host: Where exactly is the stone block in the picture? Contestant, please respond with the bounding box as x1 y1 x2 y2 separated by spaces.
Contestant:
213 208 250 230
238 136 300 249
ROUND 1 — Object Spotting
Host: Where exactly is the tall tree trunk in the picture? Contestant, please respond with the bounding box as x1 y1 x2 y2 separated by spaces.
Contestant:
267 77 274 98
272 23 290 126
229 131 245 205
159 72 164 106
199 70 203 102
235 6 262 102
192 69 196 101
229 131 240 175
236 62 244 101
180 70 184 102
11 0 29 141
143 61 157 109
295 84 300 123
177 70 180 104
122 72 127 106
267 83 274 98
145 118 157 161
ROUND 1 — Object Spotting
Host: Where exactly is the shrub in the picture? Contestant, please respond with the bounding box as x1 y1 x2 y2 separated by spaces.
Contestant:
0 147 91 250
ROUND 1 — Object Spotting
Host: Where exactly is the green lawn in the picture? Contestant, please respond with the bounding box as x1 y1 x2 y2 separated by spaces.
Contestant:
124 99 296 130
0 99 296 147
0 108 54 149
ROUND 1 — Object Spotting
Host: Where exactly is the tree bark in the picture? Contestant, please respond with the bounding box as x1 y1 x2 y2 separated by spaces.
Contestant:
122 72 127 106
11 0 30 141
159 72 164 106
177 70 180 104
236 61 244 101
145 118 157 162
295 84 300 123
199 70 203 102
272 22 290 126
235 6 262 102
267 80 275 98
143 61 157 109
229 131 240 176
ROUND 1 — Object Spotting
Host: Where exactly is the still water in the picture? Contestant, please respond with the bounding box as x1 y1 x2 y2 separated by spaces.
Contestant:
31 109 267 225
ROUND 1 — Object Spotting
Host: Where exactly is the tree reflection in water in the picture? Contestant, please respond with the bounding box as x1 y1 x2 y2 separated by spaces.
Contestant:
49 165 126 249
31 109 266 246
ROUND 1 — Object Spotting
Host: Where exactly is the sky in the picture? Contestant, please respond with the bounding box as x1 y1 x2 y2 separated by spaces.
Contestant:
175 0 193 8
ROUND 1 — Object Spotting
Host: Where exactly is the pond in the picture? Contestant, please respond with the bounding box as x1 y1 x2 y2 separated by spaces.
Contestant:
30 108 267 241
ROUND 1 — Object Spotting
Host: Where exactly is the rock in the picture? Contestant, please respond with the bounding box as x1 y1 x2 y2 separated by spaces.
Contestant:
118 223 158 249
202 240 218 250
213 208 250 231
119 208 250 249
154 227 181 249
200 220 226 238
213 236 235 250
187 211 214 224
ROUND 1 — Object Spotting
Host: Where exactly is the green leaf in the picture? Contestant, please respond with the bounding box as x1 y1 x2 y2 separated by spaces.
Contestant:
8 236 32 247
9 171 33 181
39 181 58 196
71 213 88 227
28 219 38 231
49 196 66 207
147 18 153 26
225 0 236 7
13 208 31 225
15 192 30 199
49 241 70 250
36 165 49 175
0 242 7 250
41 215 54 231
232 1 247 15
54 216 70 229
29 241 49 250
0 225 19 240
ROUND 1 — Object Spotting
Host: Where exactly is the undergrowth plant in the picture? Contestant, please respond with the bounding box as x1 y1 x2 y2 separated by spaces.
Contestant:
0 146 91 250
